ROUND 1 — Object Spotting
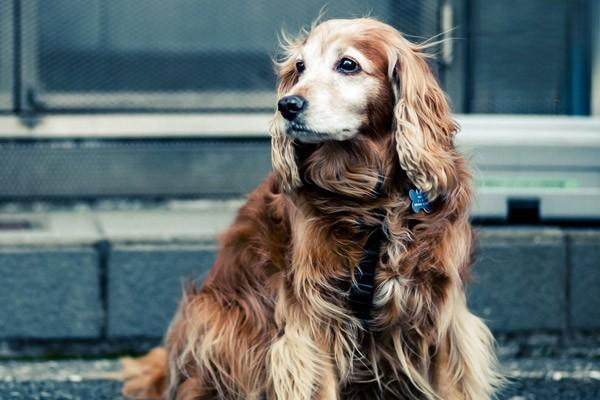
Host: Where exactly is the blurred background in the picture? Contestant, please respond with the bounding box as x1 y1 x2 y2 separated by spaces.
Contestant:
0 1 599 398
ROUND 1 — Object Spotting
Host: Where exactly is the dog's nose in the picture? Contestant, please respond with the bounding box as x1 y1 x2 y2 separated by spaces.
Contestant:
277 95 306 121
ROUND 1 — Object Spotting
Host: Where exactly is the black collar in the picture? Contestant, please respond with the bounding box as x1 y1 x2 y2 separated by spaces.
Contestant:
348 216 386 330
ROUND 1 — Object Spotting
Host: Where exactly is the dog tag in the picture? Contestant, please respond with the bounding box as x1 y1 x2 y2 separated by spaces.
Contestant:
409 189 431 214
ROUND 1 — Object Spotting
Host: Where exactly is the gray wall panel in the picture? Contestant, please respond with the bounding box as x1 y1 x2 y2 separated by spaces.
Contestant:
469 0 568 114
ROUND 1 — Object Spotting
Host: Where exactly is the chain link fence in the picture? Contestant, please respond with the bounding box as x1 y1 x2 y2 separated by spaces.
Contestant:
27 0 440 112
0 0 591 200
4 0 584 114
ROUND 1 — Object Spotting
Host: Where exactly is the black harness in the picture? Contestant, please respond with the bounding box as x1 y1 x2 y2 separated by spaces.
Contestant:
300 171 431 331
347 187 431 331
348 220 386 330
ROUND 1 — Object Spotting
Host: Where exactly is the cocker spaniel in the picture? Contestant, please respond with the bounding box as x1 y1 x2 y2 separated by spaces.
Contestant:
122 18 502 400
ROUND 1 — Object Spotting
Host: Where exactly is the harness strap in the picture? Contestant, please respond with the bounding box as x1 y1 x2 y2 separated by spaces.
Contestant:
348 220 386 330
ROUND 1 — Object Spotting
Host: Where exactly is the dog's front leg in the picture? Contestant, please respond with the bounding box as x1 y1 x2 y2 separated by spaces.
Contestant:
432 290 503 400
314 359 339 400
270 320 339 400
269 281 339 400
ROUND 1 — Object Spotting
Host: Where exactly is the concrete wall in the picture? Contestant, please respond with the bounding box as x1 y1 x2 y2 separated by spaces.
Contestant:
0 208 598 342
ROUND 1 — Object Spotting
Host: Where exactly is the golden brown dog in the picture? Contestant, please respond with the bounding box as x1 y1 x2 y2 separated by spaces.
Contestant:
122 18 502 399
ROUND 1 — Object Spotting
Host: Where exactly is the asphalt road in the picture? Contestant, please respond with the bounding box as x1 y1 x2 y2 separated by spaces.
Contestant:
1 378 600 399
1 359 600 399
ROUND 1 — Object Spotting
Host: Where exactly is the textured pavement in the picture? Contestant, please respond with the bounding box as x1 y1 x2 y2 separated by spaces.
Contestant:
1 376 599 399
1 358 600 399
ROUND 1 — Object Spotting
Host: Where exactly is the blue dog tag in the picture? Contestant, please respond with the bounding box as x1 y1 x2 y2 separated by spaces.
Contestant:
409 189 432 214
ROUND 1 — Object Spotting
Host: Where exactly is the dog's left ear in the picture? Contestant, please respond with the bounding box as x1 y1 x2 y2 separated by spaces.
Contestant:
270 116 300 193
270 41 303 193
389 39 458 200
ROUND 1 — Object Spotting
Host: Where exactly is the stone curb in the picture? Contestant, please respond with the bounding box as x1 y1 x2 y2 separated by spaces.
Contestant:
1 358 600 400
0 206 597 339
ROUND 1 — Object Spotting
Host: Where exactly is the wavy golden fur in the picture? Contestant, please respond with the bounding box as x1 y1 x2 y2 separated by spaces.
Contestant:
122 18 502 399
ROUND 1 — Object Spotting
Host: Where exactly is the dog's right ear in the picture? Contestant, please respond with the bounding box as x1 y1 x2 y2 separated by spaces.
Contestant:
387 35 458 201
270 38 303 193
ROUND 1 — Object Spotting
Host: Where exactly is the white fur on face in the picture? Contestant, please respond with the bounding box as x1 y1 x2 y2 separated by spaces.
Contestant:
283 35 381 143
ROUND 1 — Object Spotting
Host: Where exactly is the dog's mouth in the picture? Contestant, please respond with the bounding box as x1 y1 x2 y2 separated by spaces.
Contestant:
285 121 330 143
286 121 358 142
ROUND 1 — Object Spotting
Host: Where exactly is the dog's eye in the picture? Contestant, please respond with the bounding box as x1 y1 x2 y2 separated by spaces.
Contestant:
337 57 360 74
295 61 305 74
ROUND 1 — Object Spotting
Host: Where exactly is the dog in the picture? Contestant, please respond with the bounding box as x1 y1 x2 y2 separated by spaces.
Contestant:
122 18 502 400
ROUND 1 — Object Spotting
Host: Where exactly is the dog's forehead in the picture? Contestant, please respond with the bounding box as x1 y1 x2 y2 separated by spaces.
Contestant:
301 21 389 75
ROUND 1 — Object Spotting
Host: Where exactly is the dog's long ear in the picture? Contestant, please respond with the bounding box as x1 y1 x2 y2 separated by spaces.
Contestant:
389 38 458 200
270 38 303 193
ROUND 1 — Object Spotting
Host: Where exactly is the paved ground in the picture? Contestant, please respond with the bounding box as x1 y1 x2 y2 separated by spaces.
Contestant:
3 377 600 399
1 358 600 399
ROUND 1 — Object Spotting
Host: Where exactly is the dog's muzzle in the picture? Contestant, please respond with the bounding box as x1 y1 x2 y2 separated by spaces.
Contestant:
277 95 307 121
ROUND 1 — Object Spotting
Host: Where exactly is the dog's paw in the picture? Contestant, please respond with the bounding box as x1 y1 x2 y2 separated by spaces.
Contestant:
120 347 167 400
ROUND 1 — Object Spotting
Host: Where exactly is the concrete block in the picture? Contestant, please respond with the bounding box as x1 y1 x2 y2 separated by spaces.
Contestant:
468 228 566 332
0 247 102 339
107 245 216 337
0 212 99 246
569 230 600 330
96 206 236 244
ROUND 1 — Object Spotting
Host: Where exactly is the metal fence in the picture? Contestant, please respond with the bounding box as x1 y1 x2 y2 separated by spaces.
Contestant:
0 0 595 204
19 0 441 113
0 0 590 116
